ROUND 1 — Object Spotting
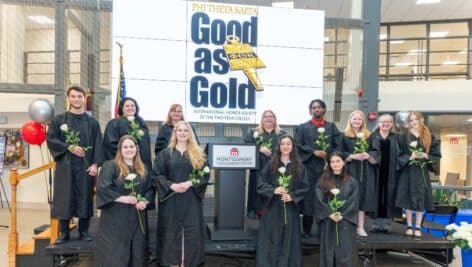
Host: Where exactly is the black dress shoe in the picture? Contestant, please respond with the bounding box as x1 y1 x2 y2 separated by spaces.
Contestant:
54 233 70 245
79 232 93 242
147 255 156 263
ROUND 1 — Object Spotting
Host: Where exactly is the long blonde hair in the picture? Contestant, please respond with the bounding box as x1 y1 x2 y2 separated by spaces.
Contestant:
115 135 146 178
254 110 281 135
408 111 432 153
168 121 205 169
344 110 371 138
165 104 184 125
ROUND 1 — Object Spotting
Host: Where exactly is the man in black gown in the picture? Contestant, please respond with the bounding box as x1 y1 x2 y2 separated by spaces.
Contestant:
295 99 341 237
47 86 104 244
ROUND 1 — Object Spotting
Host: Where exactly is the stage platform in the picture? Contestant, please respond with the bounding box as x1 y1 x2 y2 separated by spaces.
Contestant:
44 216 454 266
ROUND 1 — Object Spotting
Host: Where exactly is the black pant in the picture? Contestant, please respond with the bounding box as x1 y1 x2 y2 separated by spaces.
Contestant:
303 215 313 234
59 218 90 234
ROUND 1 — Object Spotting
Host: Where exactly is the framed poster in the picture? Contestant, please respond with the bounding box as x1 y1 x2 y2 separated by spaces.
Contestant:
2 129 29 169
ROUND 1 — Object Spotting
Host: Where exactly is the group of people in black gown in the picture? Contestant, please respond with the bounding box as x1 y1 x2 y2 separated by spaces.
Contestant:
246 99 441 266
47 86 440 267
47 87 207 267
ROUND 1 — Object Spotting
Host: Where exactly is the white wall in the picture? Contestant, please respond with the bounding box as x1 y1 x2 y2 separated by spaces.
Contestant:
0 5 25 83
1 94 55 205
379 80 472 112
439 134 467 184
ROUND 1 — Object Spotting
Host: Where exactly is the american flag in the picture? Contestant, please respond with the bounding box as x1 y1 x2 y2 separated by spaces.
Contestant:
114 43 126 118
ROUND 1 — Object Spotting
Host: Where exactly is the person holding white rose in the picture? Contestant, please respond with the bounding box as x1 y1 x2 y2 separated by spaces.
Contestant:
103 97 152 171
256 134 309 267
315 151 359 267
295 99 341 238
340 110 380 237
47 85 104 244
395 112 441 238
95 135 153 267
153 121 209 267
243 109 286 219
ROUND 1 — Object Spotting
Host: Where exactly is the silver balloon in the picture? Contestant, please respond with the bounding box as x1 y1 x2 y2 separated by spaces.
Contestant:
394 111 409 130
28 99 54 124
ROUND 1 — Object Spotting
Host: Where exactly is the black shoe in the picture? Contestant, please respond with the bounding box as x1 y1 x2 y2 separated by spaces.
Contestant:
147 255 156 263
302 233 311 239
79 232 93 242
383 228 392 234
54 233 70 245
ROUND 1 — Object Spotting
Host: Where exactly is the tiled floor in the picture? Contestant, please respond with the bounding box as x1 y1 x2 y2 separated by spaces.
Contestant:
0 206 463 267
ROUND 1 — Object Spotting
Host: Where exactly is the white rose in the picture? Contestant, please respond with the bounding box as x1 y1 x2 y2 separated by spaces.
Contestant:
60 124 68 132
446 223 459 231
356 132 364 139
410 141 418 148
253 131 259 139
203 166 210 174
125 173 137 181
318 127 325 133
278 166 286 174
330 188 340 196
127 116 135 122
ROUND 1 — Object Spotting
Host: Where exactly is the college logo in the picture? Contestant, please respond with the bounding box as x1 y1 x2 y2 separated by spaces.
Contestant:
230 148 239 156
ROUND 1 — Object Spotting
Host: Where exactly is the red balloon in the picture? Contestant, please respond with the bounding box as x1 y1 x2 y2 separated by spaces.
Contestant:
21 121 46 145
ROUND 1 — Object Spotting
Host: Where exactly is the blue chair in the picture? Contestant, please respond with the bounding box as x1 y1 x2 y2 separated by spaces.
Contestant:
422 205 458 237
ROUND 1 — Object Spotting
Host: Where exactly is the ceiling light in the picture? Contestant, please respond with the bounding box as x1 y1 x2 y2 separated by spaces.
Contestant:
28 15 54 25
416 0 441 4
390 40 404 44
445 134 466 138
272 1 294 8
394 62 413 67
442 60 459 65
459 49 468 54
408 49 426 55
467 118 472 122
379 34 387 40
324 37 329 42
430 31 448 38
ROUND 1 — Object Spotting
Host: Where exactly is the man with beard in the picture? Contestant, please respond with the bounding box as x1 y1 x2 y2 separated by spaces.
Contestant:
47 85 104 244
295 99 341 237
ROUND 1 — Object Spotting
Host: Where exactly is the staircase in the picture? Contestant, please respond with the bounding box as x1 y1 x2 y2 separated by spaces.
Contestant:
16 228 54 267
7 162 58 267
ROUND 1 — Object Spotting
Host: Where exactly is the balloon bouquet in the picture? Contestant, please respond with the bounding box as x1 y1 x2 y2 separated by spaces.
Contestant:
20 99 55 202
21 99 54 146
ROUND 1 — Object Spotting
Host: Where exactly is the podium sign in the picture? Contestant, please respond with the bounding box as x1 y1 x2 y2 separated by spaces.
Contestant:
208 144 257 169
207 144 257 240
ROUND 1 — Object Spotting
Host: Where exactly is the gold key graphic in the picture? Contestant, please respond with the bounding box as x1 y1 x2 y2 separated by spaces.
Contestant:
223 35 266 91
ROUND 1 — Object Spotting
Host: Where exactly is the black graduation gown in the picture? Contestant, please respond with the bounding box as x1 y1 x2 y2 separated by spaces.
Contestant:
395 133 441 211
154 123 200 158
103 116 152 170
153 148 209 267
256 162 309 267
370 130 402 218
95 160 154 267
340 133 380 214
315 176 359 267
47 112 104 219
243 128 286 215
295 121 341 215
